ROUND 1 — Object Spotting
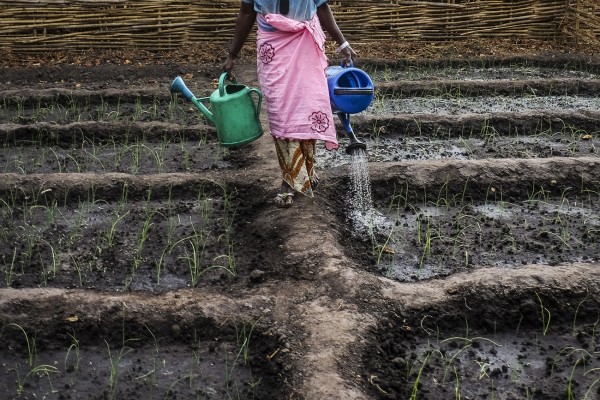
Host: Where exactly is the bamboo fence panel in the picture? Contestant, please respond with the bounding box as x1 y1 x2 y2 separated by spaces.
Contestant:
564 0 600 45
0 0 597 54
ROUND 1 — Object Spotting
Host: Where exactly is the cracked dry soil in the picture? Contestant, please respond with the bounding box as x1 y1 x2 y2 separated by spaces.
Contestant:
1 40 600 400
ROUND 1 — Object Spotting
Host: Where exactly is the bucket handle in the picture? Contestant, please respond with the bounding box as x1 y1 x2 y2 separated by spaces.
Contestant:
218 72 236 97
248 88 262 119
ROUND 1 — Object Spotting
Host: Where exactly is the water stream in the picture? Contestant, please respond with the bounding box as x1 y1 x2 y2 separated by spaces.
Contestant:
346 148 390 241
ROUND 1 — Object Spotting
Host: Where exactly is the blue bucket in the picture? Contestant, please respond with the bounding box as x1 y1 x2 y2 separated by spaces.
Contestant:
325 63 374 114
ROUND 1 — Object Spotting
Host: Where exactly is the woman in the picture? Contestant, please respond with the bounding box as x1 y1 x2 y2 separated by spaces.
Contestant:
222 0 355 207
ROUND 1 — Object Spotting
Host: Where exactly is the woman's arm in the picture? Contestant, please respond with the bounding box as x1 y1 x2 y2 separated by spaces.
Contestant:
316 2 356 66
222 3 257 73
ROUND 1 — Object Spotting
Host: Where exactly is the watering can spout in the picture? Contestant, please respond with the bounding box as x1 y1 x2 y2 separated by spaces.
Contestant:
338 112 367 155
346 131 367 155
170 76 215 124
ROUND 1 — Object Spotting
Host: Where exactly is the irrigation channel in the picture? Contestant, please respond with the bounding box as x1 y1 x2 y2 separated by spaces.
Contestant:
1 54 600 399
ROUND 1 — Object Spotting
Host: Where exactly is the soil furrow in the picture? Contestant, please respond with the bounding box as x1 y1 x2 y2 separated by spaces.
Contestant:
0 121 211 144
350 110 600 137
376 78 600 97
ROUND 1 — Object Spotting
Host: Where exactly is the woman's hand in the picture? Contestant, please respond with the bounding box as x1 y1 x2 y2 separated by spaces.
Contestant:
221 3 256 77
316 3 356 67
340 44 356 67
222 53 235 75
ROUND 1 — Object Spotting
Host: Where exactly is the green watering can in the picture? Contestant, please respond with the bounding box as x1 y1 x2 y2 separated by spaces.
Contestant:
170 73 263 147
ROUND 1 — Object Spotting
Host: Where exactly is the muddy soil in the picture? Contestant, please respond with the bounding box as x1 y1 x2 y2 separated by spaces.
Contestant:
1 39 600 399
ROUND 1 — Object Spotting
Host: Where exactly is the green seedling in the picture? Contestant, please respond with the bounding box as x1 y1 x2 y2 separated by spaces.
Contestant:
69 253 83 287
133 210 155 270
409 350 433 400
105 340 133 400
535 292 551 335
135 325 159 384
38 238 58 282
64 332 81 372
584 368 600 399
10 323 36 367
107 210 130 247
567 358 581 400
3 248 17 287
453 366 462 399
15 363 59 396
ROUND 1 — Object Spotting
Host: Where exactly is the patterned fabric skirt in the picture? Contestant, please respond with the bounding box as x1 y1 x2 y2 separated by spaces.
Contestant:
274 138 317 197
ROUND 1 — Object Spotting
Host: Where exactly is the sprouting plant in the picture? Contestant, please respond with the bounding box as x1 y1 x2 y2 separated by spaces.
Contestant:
216 213 238 276
15 363 59 396
108 97 122 121
167 97 178 120
3 248 17 287
47 147 64 173
151 96 160 119
106 303 137 399
38 238 59 281
135 325 160 384
105 339 133 400
13 97 25 122
64 332 81 372
234 316 263 366
535 292 551 335
128 142 142 174
107 210 130 247
418 216 434 267
583 368 600 399
527 183 551 203
82 136 105 171
452 366 462 399
133 210 155 270
481 117 498 146
179 141 191 171
180 236 208 287
142 143 166 173
118 182 129 212
409 350 432 400
572 296 589 335
375 222 395 268
69 253 84 287
97 97 109 120
566 358 581 400
10 323 36 367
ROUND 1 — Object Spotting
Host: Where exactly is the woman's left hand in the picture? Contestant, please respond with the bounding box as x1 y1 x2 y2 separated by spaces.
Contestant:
341 45 356 66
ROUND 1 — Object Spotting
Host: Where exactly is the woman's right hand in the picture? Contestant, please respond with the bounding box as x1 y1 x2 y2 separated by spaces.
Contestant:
222 54 235 77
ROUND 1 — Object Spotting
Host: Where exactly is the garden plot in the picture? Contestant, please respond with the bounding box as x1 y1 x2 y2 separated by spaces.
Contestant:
328 59 600 282
359 272 600 400
1 52 600 400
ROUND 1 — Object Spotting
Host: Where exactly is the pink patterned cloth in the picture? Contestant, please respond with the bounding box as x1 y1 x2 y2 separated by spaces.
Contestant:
256 13 339 151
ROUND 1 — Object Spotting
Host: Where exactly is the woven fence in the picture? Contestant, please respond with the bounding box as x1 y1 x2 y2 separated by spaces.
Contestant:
0 0 598 54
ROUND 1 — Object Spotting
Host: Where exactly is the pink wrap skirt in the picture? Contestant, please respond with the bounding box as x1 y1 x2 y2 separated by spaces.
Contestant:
256 13 339 151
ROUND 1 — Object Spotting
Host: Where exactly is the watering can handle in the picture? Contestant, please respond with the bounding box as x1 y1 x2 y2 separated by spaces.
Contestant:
218 72 236 97
248 88 262 118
